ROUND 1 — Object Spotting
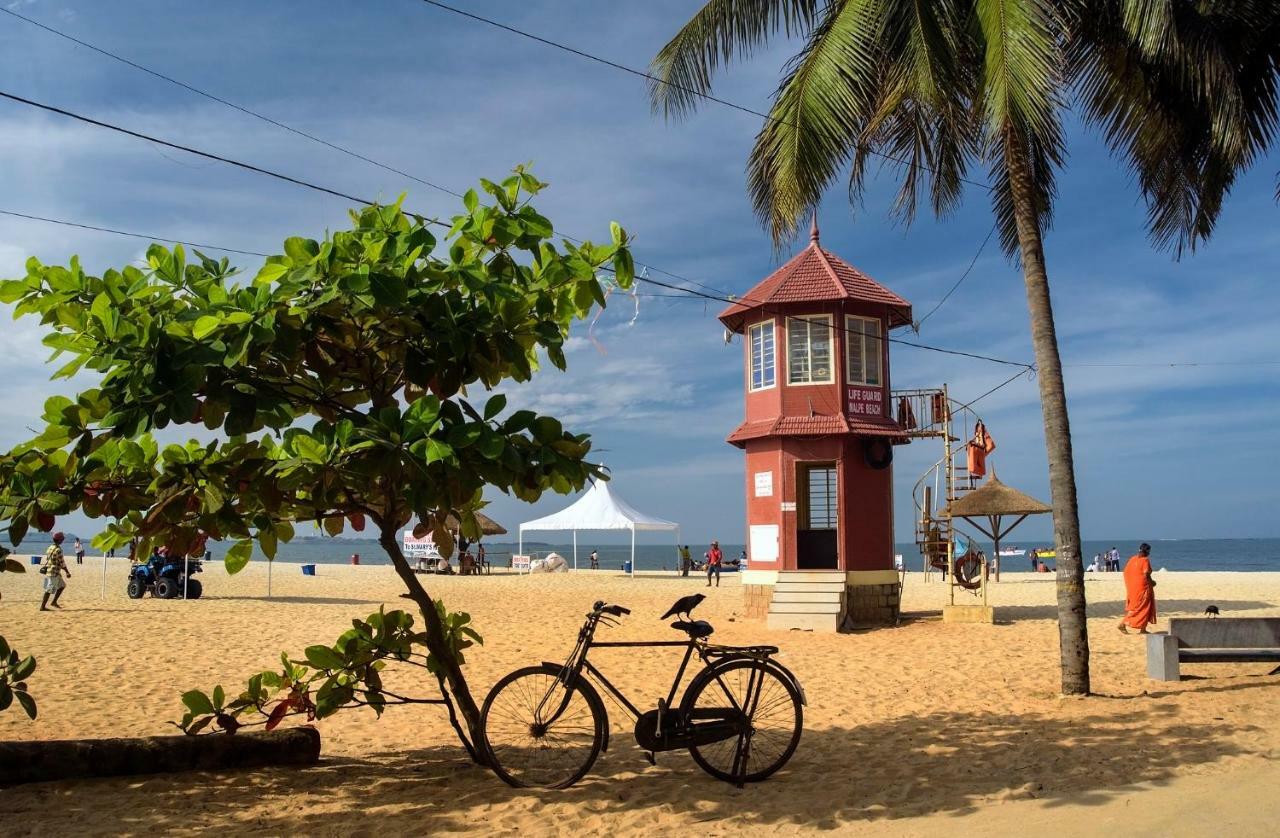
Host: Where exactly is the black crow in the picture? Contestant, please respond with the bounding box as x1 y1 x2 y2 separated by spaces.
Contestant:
661 593 706 621
1204 605 1220 618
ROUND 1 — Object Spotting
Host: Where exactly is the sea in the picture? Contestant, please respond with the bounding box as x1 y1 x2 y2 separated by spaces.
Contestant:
11 536 1277 572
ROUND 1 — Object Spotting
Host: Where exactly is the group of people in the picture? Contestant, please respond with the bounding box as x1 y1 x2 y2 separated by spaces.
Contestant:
415 543 487 575
1086 547 1123 572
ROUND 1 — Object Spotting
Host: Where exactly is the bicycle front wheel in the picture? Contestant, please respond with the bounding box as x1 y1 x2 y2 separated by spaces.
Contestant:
681 658 802 783
481 664 606 789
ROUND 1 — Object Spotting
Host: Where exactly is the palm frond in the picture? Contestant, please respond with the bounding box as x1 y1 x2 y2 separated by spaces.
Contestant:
974 0 1066 254
648 0 821 119
747 0 888 242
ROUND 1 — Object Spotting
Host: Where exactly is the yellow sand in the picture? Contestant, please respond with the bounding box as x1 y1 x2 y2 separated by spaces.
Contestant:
3 559 1280 836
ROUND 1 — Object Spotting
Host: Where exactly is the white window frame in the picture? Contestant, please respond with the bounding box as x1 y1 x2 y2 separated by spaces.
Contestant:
747 319 777 392
845 315 883 387
787 314 834 386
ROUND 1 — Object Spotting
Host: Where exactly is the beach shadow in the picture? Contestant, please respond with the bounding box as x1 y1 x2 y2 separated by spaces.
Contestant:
207 595 385 606
11 706 1265 832
995 598 1276 620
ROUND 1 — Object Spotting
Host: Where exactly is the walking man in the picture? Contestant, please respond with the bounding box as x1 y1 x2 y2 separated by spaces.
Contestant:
1118 543 1157 634
679 545 692 577
40 531 71 611
705 540 723 588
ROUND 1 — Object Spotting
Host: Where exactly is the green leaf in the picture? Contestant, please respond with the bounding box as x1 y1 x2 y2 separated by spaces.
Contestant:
369 273 407 306
254 262 289 285
182 689 215 716
192 316 221 340
224 540 253 574
15 690 36 720
12 656 36 681
304 645 344 670
425 439 453 464
212 685 225 710
483 393 507 420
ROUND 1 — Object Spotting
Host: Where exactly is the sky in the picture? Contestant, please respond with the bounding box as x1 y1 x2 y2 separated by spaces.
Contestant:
1 0 1278 549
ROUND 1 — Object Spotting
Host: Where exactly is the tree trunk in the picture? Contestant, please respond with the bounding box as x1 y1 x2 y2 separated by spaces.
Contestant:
1004 129 1091 695
0 728 319 787
376 525 490 766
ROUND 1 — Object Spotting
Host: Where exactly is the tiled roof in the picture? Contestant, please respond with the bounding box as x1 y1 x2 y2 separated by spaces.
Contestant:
719 241 912 332
727 414 907 447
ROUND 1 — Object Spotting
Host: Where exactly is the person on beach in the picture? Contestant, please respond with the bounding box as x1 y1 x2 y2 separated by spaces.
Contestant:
1087 555 1100 572
589 549 599 570
1118 543 1157 634
705 541 723 588
74 537 85 565
40 532 71 611
477 543 486 572
679 545 692 577
1109 546 1121 572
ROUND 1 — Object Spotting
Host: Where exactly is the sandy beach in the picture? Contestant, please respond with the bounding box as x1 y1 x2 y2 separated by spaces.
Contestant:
2 559 1279 836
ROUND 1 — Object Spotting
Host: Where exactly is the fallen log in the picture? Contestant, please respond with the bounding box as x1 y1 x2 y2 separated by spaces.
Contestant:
0 727 321 786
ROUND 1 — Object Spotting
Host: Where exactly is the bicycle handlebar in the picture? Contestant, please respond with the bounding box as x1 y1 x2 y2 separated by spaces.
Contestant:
591 601 630 617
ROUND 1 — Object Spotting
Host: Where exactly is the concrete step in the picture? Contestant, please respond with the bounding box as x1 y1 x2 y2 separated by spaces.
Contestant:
767 612 841 633
772 591 846 604
776 571 846 583
775 582 846 594
768 601 843 614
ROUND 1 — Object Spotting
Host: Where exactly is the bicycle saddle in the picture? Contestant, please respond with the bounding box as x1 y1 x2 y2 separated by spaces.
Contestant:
670 619 714 639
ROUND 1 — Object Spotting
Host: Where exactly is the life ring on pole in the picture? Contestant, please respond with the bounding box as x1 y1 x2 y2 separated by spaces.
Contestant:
863 437 893 470
953 549 984 590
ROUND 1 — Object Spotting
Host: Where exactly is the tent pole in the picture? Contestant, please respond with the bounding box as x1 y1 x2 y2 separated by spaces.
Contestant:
630 526 636 578
573 530 578 571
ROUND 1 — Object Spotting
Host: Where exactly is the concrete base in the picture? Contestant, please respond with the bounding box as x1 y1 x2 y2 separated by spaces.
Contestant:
1146 632 1180 681
942 605 995 624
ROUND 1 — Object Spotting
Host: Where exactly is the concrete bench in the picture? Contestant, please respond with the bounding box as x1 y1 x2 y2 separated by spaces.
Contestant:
1147 617 1280 681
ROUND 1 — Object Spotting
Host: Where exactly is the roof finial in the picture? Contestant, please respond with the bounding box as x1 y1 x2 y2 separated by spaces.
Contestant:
809 209 820 244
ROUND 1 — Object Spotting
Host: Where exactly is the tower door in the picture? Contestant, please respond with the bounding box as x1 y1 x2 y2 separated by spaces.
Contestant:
797 463 839 569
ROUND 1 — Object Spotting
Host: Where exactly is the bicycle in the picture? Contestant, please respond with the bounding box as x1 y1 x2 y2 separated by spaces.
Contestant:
480 598 805 789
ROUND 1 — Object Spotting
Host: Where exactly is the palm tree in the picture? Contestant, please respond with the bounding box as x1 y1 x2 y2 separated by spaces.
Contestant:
650 0 1279 694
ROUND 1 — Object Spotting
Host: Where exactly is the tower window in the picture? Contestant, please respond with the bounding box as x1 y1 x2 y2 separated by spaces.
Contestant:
845 315 882 386
748 320 776 391
787 315 833 385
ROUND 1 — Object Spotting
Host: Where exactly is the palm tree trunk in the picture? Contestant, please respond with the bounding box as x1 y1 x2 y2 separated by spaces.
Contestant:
1003 128 1090 695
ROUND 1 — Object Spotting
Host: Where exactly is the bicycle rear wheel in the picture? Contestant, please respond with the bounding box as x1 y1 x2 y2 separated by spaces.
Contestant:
681 658 802 783
481 664 606 789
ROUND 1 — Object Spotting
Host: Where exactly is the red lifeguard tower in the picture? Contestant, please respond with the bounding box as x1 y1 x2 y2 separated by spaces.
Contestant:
721 218 913 631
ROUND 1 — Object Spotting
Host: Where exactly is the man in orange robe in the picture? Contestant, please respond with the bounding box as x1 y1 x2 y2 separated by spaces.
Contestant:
1118 543 1157 633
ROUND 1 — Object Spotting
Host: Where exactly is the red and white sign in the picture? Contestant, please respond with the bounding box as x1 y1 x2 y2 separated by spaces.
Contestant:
846 386 884 417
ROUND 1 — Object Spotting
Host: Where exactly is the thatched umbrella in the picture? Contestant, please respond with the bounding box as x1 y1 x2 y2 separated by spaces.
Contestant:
941 470 1051 581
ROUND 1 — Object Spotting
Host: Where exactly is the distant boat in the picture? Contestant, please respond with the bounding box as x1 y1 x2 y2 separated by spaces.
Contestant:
998 546 1025 557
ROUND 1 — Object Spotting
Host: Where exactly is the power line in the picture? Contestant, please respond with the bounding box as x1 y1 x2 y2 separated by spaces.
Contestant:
915 223 997 329
0 85 1025 368
1 7 991 317
0 209 270 257
0 5 465 201
415 0 994 192
0 89 398 214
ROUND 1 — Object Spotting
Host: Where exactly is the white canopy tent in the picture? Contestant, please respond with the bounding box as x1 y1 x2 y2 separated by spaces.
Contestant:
518 480 681 575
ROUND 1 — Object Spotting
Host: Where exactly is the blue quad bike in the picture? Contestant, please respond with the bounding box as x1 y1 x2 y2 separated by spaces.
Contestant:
127 554 203 600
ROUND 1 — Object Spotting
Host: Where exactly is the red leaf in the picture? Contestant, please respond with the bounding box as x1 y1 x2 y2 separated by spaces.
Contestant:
348 512 366 532
265 698 294 731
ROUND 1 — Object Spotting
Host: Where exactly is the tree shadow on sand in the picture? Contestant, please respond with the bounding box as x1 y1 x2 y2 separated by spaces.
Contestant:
903 599 1276 622
10 707 1265 833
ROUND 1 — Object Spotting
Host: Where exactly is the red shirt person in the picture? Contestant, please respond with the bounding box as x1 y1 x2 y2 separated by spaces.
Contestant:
1118 543 1157 634
705 541 723 588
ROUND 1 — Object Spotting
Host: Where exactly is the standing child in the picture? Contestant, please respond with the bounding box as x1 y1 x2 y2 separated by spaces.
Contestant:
40 532 71 611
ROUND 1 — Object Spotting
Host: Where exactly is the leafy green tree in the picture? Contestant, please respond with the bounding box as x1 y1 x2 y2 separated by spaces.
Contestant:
0 168 633 760
0 551 38 720
650 0 1279 694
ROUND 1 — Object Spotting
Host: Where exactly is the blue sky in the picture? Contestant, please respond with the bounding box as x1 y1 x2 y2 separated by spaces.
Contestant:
1 0 1278 548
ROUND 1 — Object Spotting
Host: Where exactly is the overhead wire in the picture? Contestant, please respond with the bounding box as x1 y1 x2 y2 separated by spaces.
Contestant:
0 88 1033 368
413 0 994 192
2 5 993 316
